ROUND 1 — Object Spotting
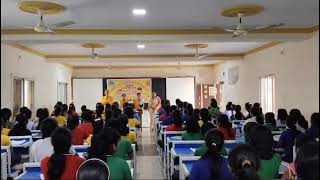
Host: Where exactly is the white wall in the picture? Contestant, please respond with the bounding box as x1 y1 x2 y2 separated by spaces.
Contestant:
212 31 319 120
1 44 73 114
72 79 102 110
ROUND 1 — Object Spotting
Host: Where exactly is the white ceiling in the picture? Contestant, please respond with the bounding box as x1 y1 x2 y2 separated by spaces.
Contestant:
1 0 319 29
23 42 269 55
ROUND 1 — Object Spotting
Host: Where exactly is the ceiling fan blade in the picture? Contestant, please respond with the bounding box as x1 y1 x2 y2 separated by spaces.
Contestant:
225 29 237 32
247 23 285 31
49 21 75 28
197 54 210 60
232 34 239 38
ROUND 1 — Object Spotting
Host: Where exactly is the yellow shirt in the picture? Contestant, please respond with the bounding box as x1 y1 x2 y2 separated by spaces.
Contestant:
198 120 204 127
128 118 139 128
54 116 67 126
1 134 12 146
121 131 137 143
101 96 114 106
1 128 11 135
86 134 93 145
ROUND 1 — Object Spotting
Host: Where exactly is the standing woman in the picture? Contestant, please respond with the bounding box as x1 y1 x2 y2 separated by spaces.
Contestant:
149 92 161 131
41 127 84 180
101 89 114 107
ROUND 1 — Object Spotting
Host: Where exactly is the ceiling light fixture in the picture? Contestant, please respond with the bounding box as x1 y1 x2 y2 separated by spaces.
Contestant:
137 44 145 49
132 9 146 16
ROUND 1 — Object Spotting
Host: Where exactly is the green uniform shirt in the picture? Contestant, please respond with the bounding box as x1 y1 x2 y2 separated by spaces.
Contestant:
264 123 279 132
257 153 282 180
182 132 203 140
194 145 228 157
209 107 220 118
114 139 133 160
106 155 132 180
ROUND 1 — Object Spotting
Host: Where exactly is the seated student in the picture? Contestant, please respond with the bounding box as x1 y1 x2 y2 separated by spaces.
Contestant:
159 104 170 121
104 109 113 122
88 127 132 180
278 115 301 163
1 108 12 135
290 109 308 133
62 104 69 118
228 144 260 180
216 114 236 140
223 102 235 119
31 118 76 162
112 108 122 119
243 122 259 142
243 106 264 128
281 133 316 180
208 98 220 119
305 112 319 139
124 106 141 128
67 115 85 145
20 107 36 130
76 158 110 180
117 115 137 144
198 108 210 127
193 108 200 120
277 109 288 126
85 119 104 145
80 105 87 116
182 116 203 140
194 123 227 157
1 119 12 146
95 103 105 121
243 102 252 120
36 108 49 130
231 105 245 121
165 110 184 131
161 105 177 126
295 142 319 180
189 129 232 180
41 127 84 180
8 114 32 136
78 110 94 139
67 103 78 118
264 112 279 131
248 125 282 180
183 103 194 122
53 105 67 127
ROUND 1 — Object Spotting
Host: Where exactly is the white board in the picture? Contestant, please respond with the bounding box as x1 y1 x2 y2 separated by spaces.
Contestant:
72 79 102 111
166 77 195 107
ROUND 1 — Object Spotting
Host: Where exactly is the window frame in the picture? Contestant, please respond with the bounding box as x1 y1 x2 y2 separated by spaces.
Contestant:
259 74 276 113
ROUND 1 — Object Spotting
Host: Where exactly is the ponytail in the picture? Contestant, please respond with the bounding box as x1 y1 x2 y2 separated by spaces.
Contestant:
48 153 66 180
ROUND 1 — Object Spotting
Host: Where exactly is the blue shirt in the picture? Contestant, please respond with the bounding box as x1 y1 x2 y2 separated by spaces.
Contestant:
305 127 319 139
278 128 301 163
161 116 173 126
189 157 233 180
133 113 139 120
159 108 166 116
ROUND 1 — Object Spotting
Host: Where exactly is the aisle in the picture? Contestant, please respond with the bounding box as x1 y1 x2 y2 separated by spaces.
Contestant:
141 110 150 128
135 128 164 179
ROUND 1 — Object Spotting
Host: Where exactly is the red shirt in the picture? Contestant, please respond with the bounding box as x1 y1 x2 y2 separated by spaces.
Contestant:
217 127 236 140
41 155 84 180
71 127 85 145
159 114 168 121
165 125 184 131
77 123 93 139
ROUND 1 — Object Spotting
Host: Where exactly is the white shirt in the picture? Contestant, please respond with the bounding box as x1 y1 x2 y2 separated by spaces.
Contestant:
30 137 76 162
242 111 249 118
27 121 35 131
242 116 257 131
223 110 235 119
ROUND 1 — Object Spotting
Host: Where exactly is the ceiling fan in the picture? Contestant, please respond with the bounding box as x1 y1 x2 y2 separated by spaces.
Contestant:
223 12 284 38
185 44 212 60
32 10 75 33
90 47 99 59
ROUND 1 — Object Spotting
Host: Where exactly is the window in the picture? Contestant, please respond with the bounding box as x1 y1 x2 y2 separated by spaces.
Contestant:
12 78 34 116
260 75 275 113
57 82 68 104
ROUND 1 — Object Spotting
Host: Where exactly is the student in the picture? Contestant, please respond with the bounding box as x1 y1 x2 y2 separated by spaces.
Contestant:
112 108 122 119
62 104 69 117
295 142 319 180
101 89 114 106
67 103 78 117
264 112 279 131
165 110 184 131
76 158 110 180
243 122 259 142
20 107 36 130
248 125 282 180
182 116 203 140
95 103 105 121
1 108 12 135
159 104 170 121
208 98 220 119
1 119 12 146
243 102 252 119
281 134 316 180
86 118 104 145
80 105 87 116
228 144 260 180
123 106 141 128
36 108 49 130
117 115 137 144
31 118 76 162
8 114 32 136
183 103 194 122
189 129 232 180
120 94 127 109
176 98 183 111
88 127 132 180
41 127 84 180
216 114 236 140
278 115 301 163
133 92 144 111
78 110 94 139
193 109 200 120
53 106 67 127
198 108 210 127
231 105 245 120
161 105 177 126
305 112 319 139
244 107 264 126
67 115 85 145
224 102 235 119
290 109 308 133
277 109 288 126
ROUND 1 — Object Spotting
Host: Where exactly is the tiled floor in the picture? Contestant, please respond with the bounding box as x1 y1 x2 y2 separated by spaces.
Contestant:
135 128 164 180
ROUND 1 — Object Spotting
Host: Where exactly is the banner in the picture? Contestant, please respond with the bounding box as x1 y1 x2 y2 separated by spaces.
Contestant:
106 79 152 103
